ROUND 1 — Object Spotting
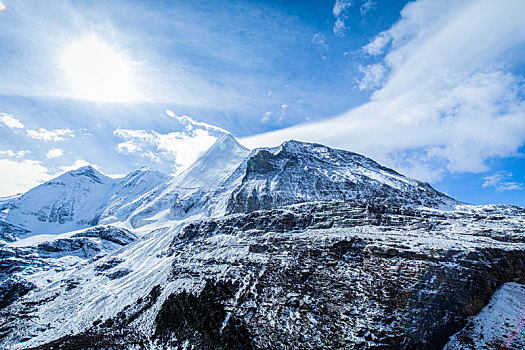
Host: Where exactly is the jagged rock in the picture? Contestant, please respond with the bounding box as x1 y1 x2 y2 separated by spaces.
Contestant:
0 275 35 308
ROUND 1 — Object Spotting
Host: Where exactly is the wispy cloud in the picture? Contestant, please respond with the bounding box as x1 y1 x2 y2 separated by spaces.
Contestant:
26 128 75 142
362 31 390 55
312 33 328 50
114 113 227 174
360 0 376 16
0 113 24 129
358 63 386 90
261 111 272 124
483 171 524 193
243 0 525 182
332 0 352 37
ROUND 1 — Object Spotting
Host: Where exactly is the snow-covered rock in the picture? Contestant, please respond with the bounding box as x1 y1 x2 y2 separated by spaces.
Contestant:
445 282 525 350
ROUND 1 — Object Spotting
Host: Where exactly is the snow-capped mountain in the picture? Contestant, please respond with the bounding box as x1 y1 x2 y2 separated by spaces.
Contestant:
225 140 456 214
0 166 169 239
2 166 114 235
0 136 455 241
1 135 524 349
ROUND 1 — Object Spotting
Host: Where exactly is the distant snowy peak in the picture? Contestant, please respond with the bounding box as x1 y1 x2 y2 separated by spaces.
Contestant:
98 167 171 225
226 140 456 213
3 166 114 234
0 166 170 238
60 165 112 184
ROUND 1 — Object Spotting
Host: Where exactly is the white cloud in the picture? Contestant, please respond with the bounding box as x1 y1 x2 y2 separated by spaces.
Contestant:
360 0 376 16
58 159 101 173
0 150 31 158
0 113 24 129
261 111 272 123
312 33 328 50
362 31 390 55
243 0 525 182
333 0 352 17
26 128 75 141
333 18 347 37
45 148 64 159
483 172 524 193
358 63 386 90
332 0 352 37
114 114 227 174
0 159 51 195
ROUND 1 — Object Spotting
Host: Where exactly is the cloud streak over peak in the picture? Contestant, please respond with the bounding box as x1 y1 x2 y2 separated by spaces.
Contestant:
243 0 525 183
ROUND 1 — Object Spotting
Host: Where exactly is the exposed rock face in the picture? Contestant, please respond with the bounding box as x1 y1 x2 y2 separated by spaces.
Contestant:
445 282 525 349
0 221 29 243
3 202 523 349
158 203 525 350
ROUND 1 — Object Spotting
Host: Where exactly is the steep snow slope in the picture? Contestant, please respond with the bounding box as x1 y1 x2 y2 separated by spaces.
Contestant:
445 282 525 349
127 134 250 225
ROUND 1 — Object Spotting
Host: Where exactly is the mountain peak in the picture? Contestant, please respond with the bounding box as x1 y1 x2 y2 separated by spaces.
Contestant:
64 165 108 183
213 133 248 153
171 134 250 189
227 140 456 213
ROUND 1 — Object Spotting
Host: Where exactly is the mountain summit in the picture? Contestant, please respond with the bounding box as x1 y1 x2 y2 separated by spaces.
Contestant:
226 140 455 213
1 136 455 239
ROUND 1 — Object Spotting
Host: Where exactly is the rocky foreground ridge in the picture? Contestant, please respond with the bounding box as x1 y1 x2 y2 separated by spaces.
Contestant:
0 136 524 349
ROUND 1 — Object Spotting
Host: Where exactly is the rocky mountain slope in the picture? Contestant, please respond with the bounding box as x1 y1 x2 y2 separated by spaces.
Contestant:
0 136 524 349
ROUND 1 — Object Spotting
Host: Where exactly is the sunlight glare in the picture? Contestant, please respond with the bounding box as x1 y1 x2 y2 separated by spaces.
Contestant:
61 36 136 102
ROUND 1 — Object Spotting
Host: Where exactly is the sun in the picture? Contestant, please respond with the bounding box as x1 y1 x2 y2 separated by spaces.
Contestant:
61 36 137 102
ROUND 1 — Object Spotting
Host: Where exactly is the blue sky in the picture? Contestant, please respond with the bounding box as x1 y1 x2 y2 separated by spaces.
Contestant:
0 0 524 206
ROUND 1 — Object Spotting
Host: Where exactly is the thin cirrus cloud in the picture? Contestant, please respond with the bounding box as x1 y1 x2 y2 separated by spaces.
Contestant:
482 172 524 193
243 0 525 183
